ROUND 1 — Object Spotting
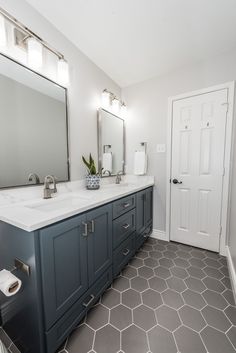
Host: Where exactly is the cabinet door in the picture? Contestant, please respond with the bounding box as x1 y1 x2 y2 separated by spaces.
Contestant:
87 204 112 286
136 190 146 235
39 214 88 329
145 187 153 226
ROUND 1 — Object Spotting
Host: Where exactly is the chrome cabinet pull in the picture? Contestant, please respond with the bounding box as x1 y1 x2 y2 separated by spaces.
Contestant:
123 248 130 256
88 220 95 233
122 223 130 230
82 294 95 307
91 220 95 233
123 202 130 208
82 222 88 236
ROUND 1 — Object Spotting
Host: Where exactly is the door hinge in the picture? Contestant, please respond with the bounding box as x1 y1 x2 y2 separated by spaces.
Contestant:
222 102 229 113
222 167 225 177
219 225 222 237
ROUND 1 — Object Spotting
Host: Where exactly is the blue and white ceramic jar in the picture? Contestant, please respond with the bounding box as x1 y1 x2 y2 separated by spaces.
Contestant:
86 175 100 190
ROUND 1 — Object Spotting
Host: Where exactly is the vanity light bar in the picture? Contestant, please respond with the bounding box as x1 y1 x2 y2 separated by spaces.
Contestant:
0 7 64 60
102 89 126 110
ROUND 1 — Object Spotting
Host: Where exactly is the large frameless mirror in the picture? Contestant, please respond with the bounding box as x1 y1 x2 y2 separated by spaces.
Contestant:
0 53 69 188
97 108 125 177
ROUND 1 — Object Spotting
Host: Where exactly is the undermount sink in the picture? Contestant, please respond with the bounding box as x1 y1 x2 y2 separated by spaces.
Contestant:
25 196 89 213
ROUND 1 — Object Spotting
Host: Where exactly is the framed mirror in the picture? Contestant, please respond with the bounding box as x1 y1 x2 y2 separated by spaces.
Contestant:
0 53 69 189
98 108 125 176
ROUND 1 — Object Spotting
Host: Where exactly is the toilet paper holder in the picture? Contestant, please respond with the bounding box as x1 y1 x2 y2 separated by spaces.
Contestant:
9 258 30 277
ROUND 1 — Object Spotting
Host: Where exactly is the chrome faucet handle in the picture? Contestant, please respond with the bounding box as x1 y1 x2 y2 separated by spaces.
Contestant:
28 173 40 184
103 170 111 176
43 175 58 199
115 171 123 184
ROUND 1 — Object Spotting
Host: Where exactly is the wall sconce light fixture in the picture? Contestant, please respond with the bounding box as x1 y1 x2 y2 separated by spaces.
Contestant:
102 89 127 118
57 58 69 86
27 37 43 70
0 13 6 47
111 97 120 114
102 89 111 108
0 7 69 87
120 103 127 118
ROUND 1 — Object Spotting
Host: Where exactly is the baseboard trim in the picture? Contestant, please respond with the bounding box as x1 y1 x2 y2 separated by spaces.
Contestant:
226 246 236 304
150 229 168 241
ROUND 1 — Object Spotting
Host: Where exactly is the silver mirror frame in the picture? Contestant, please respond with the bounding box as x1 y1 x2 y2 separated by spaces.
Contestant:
97 108 126 177
0 52 70 189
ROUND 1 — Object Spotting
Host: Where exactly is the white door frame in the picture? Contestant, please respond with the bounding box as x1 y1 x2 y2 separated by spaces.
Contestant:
166 82 235 255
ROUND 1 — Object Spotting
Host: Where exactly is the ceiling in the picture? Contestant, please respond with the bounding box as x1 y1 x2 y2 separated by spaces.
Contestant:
25 0 236 87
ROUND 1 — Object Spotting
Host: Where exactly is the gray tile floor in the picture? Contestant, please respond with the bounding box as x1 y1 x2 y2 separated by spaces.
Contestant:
1 238 235 353
57 238 236 353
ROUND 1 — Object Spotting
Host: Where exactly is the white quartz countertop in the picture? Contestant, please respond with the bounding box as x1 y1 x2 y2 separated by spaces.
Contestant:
0 175 154 232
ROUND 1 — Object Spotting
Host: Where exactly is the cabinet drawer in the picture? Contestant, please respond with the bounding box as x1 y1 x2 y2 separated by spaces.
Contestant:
113 194 136 219
113 209 136 249
135 224 153 251
46 267 112 353
113 233 135 277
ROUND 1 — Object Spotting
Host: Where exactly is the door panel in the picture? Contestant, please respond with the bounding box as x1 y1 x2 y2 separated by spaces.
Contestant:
136 190 146 235
145 188 153 225
170 89 228 251
87 204 112 286
39 214 88 329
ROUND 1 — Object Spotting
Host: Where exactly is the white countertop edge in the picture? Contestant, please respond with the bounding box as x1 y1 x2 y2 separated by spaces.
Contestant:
0 178 154 232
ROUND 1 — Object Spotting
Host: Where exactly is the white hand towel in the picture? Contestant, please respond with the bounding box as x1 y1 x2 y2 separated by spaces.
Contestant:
102 152 113 173
134 151 147 175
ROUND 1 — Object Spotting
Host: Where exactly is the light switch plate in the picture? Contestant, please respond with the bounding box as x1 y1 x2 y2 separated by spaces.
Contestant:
156 144 166 153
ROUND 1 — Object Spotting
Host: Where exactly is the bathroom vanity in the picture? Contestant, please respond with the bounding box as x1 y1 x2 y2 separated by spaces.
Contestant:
0 178 154 353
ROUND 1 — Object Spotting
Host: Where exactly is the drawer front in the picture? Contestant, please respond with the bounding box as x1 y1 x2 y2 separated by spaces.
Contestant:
113 233 135 277
135 224 153 251
113 194 136 219
113 209 136 249
46 267 112 353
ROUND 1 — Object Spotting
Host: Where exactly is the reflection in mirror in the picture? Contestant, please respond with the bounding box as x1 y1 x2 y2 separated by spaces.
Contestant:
0 53 69 188
98 108 125 176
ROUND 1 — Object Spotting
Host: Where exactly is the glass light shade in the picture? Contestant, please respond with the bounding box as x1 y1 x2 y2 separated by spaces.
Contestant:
0 14 6 47
57 58 69 86
101 90 110 108
121 104 127 118
27 37 43 70
112 97 120 114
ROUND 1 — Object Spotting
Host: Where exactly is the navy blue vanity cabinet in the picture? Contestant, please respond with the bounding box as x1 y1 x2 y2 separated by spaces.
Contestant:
39 214 88 330
87 204 112 286
135 187 153 249
0 187 153 353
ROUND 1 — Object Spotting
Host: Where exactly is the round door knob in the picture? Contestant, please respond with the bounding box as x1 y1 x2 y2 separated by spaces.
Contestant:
172 178 182 184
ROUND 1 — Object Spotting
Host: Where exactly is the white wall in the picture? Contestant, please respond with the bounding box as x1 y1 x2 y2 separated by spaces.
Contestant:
0 0 121 181
123 49 236 237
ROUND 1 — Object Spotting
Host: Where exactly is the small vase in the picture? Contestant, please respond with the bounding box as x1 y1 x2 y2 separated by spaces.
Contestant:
86 175 100 190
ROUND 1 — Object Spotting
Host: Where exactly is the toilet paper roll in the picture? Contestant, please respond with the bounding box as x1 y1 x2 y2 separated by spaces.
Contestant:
0 269 22 297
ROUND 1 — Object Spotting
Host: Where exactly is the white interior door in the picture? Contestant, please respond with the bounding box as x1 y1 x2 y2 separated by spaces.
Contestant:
170 89 228 251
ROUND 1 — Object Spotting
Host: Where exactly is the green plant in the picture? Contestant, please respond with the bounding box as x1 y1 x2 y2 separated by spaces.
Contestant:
82 153 98 175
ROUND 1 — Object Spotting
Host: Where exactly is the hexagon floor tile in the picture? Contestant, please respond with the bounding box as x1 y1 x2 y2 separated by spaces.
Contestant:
1 239 235 353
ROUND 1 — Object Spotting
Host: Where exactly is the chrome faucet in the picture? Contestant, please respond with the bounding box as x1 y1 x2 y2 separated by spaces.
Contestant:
115 171 123 184
103 169 111 176
43 175 57 199
28 173 40 184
